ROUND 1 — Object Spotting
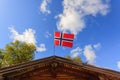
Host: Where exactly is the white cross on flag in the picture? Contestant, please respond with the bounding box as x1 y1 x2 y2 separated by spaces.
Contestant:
54 32 74 48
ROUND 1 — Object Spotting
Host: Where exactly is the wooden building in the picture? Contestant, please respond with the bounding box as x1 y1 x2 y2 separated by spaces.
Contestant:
0 56 120 80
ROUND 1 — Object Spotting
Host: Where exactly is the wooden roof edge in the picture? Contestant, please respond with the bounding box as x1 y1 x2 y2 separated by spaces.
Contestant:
0 56 75 73
0 56 53 72
51 56 120 77
55 56 120 76
83 63 120 77
0 56 120 77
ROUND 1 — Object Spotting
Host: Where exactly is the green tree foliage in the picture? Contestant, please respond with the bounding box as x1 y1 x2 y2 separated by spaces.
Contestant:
65 55 82 62
0 49 4 67
0 41 36 67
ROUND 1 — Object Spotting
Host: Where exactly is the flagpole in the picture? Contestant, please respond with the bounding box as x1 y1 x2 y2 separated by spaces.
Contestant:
53 43 55 56
53 30 55 56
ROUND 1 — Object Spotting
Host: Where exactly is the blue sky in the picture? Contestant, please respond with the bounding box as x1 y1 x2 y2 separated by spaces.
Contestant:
0 0 120 71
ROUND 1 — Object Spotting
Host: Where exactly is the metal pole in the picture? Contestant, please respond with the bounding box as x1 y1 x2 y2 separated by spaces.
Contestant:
53 31 55 56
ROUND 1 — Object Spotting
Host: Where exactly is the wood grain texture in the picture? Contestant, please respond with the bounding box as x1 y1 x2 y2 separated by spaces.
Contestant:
0 56 120 80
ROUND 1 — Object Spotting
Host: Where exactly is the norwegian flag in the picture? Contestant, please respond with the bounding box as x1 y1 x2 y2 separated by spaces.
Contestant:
54 32 74 48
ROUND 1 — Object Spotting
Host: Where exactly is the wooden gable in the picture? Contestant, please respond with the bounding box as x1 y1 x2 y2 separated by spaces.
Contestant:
0 56 120 80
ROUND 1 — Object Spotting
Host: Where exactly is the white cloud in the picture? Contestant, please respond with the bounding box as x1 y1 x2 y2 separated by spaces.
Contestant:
71 47 82 58
117 61 120 69
9 27 36 45
93 43 101 49
57 0 110 35
83 44 96 64
40 0 51 14
70 43 100 64
37 44 46 52
45 31 52 38
9 27 46 52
